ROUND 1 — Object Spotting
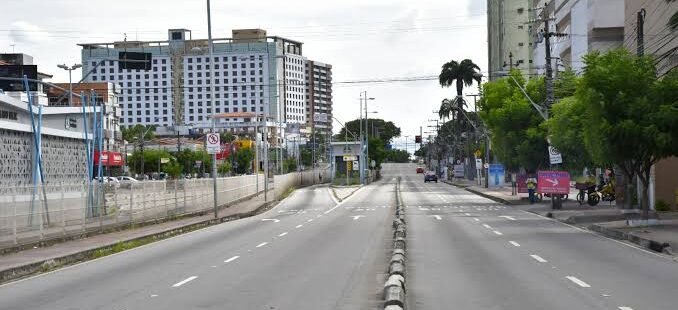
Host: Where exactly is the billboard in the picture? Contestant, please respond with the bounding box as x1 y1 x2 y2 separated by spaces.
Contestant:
0 65 38 91
453 165 465 178
488 164 505 187
537 170 571 194
118 52 152 70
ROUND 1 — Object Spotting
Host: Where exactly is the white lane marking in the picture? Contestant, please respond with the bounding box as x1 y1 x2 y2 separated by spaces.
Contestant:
530 254 548 263
256 242 268 248
432 215 442 220
328 187 341 204
566 276 591 288
224 256 240 263
172 276 198 287
482 224 493 229
261 218 280 223
278 232 288 237
464 213 471 216
509 241 521 247
295 224 303 228
307 219 314 222
316 215 322 218
419 207 430 211
473 218 480 222
618 307 634 310
493 230 504 235
352 215 365 220
150 294 159 298
499 215 516 221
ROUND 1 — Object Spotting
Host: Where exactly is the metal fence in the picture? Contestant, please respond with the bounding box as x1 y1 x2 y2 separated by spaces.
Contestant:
0 168 330 250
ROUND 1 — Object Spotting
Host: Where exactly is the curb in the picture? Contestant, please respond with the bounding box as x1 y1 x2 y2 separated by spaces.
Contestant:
0 198 281 285
383 176 407 309
588 223 673 254
443 181 517 205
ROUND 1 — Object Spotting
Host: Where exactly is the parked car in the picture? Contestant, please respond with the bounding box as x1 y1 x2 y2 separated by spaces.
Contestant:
424 171 438 183
116 176 138 189
416 167 424 174
93 176 120 188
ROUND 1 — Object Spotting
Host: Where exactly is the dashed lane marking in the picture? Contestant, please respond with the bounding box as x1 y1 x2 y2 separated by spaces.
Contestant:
278 232 288 237
296 224 303 228
530 254 548 263
482 224 493 229
566 276 591 288
172 276 198 287
509 241 521 247
224 256 240 263
493 230 504 235
255 242 268 248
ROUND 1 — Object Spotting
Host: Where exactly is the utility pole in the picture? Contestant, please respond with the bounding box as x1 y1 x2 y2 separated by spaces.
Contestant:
637 8 646 56
207 0 218 219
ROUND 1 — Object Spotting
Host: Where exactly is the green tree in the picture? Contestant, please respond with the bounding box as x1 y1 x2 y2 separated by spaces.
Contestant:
478 70 548 172
283 157 298 172
386 149 410 163
234 147 254 174
121 125 155 143
368 136 388 169
300 147 313 168
218 162 232 175
576 49 678 217
127 149 172 174
163 161 182 179
438 59 482 121
546 96 594 171
337 119 401 144
220 132 236 143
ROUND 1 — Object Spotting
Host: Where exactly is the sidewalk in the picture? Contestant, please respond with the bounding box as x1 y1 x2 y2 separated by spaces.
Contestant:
445 178 678 255
0 192 275 284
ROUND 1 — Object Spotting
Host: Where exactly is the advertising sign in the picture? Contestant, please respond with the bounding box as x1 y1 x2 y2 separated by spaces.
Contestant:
206 133 220 154
343 155 357 161
537 170 571 194
488 164 505 187
453 165 465 178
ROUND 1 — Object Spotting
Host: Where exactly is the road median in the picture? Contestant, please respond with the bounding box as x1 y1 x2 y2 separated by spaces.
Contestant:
382 176 407 309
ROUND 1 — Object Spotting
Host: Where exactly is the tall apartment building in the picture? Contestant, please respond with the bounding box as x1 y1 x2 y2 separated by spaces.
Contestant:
487 0 532 80
305 60 332 138
625 0 678 76
79 29 322 140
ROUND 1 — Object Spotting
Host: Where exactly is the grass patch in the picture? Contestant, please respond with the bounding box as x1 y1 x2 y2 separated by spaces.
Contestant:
91 236 157 259
281 186 296 200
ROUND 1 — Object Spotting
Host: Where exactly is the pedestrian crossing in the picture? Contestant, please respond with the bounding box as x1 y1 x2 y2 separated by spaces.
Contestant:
405 205 506 211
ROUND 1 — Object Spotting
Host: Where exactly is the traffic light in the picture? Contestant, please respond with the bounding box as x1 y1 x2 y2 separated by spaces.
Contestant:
415 135 422 144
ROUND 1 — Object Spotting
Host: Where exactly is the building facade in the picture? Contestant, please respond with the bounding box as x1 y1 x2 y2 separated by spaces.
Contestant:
78 28 332 144
487 0 532 80
305 60 333 138
624 0 678 76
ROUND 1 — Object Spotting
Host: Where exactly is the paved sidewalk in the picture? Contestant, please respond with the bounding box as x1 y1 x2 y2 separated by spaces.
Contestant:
445 178 678 255
0 192 275 283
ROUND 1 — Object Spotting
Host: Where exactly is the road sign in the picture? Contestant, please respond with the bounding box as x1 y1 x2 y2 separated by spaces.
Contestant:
548 145 563 164
352 160 360 170
160 157 170 164
415 135 422 143
206 133 220 154
488 164 505 187
343 155 357 161
537 170 570 194
475 158 483 169
474 149 482 158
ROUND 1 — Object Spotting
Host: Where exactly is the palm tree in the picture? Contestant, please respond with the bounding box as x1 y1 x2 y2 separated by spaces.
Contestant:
438 59 482 120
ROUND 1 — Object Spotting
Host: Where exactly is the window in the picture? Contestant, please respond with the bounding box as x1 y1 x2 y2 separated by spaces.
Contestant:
162 59 167 64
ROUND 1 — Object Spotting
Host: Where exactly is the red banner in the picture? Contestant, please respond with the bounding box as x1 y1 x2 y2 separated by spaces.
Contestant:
94 151 124 167
537 171 570 194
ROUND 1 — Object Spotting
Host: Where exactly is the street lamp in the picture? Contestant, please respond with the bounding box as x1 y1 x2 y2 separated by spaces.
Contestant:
57 64 82 106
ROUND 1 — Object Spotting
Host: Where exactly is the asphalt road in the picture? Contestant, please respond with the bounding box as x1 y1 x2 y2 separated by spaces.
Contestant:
0 176 397 309
400 163 678 310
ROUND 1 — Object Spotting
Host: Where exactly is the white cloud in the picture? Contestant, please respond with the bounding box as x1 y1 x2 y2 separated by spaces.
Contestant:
8 21 50 44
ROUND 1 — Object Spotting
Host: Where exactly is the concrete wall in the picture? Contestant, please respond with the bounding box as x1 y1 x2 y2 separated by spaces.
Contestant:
654 157 678 209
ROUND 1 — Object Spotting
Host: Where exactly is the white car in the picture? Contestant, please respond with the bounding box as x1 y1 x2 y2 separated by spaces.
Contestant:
116 176 138 189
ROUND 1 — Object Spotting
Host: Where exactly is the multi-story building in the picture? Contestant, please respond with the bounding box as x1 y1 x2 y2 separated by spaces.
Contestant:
79 29 320 143
625 0 678 76
487 0 532 80
47 82 123 152
305 60 332 138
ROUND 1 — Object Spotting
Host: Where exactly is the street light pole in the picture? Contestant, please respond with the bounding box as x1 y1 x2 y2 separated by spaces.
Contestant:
57 64 82 106
206 0 219 219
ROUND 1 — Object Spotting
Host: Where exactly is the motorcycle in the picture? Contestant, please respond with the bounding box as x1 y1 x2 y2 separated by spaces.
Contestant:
575 182 599 206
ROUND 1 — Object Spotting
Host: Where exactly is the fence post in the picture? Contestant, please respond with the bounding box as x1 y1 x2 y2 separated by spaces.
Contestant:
12 187 17 245
39 184 44 241
113 185 119 226
81 183 87 232
60 182 66 237
183 179 187 213
174 180 178 216
141 183 147 222
129 183 135 227
99 182 104 233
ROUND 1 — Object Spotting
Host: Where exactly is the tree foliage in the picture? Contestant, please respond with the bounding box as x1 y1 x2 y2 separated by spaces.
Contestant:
386 149 410 163
234 147 254 174
337 118 401 144
121 125 155 143
575 49 678 216
478 70 548 172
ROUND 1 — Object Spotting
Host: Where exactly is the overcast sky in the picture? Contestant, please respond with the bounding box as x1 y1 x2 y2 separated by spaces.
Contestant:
1 0 487 154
